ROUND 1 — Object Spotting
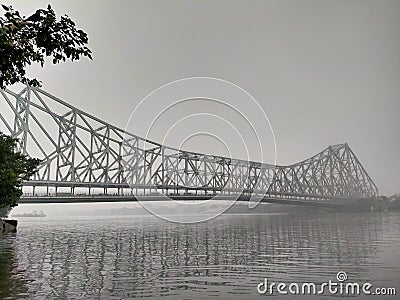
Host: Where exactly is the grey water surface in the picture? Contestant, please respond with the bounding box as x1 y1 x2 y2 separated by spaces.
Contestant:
1 211 399 299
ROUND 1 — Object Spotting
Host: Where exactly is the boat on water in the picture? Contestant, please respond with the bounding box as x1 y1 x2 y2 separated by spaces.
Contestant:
12 210 46 217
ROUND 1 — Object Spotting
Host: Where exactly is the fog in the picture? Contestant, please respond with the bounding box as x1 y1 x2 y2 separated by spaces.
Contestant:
2 0 399 196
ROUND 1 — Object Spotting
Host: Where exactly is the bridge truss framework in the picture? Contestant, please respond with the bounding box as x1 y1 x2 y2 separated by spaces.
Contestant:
0 86 378 203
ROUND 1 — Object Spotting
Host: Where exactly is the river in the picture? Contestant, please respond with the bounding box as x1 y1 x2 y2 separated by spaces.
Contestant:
0 211 399 299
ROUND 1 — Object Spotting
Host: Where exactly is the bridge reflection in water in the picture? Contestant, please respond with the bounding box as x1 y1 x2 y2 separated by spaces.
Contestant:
1 213 392 299
0 86 378 206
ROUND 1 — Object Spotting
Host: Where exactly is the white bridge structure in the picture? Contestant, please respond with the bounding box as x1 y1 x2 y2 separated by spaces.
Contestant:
0 86 378 206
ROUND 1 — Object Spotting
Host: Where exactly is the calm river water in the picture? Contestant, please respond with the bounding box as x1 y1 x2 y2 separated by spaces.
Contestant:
0 211 399 299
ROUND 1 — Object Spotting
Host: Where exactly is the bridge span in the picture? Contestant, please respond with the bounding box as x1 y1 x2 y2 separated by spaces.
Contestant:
0 86 379 207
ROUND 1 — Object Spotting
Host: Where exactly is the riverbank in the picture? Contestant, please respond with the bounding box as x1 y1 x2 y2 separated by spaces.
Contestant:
371 194 400 211
387 194 400 209
0 219 17 233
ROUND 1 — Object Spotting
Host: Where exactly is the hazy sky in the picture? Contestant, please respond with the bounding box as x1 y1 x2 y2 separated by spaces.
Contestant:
3 0 400 195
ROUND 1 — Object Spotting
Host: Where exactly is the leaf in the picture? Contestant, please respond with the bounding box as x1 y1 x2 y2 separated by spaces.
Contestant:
0 4 92 89
1 5 10 11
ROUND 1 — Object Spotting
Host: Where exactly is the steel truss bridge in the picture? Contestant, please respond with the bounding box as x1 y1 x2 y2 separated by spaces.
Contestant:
0 86 378 206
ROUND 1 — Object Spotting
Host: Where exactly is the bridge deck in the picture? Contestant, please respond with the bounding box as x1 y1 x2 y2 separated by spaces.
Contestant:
19 194 359 208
